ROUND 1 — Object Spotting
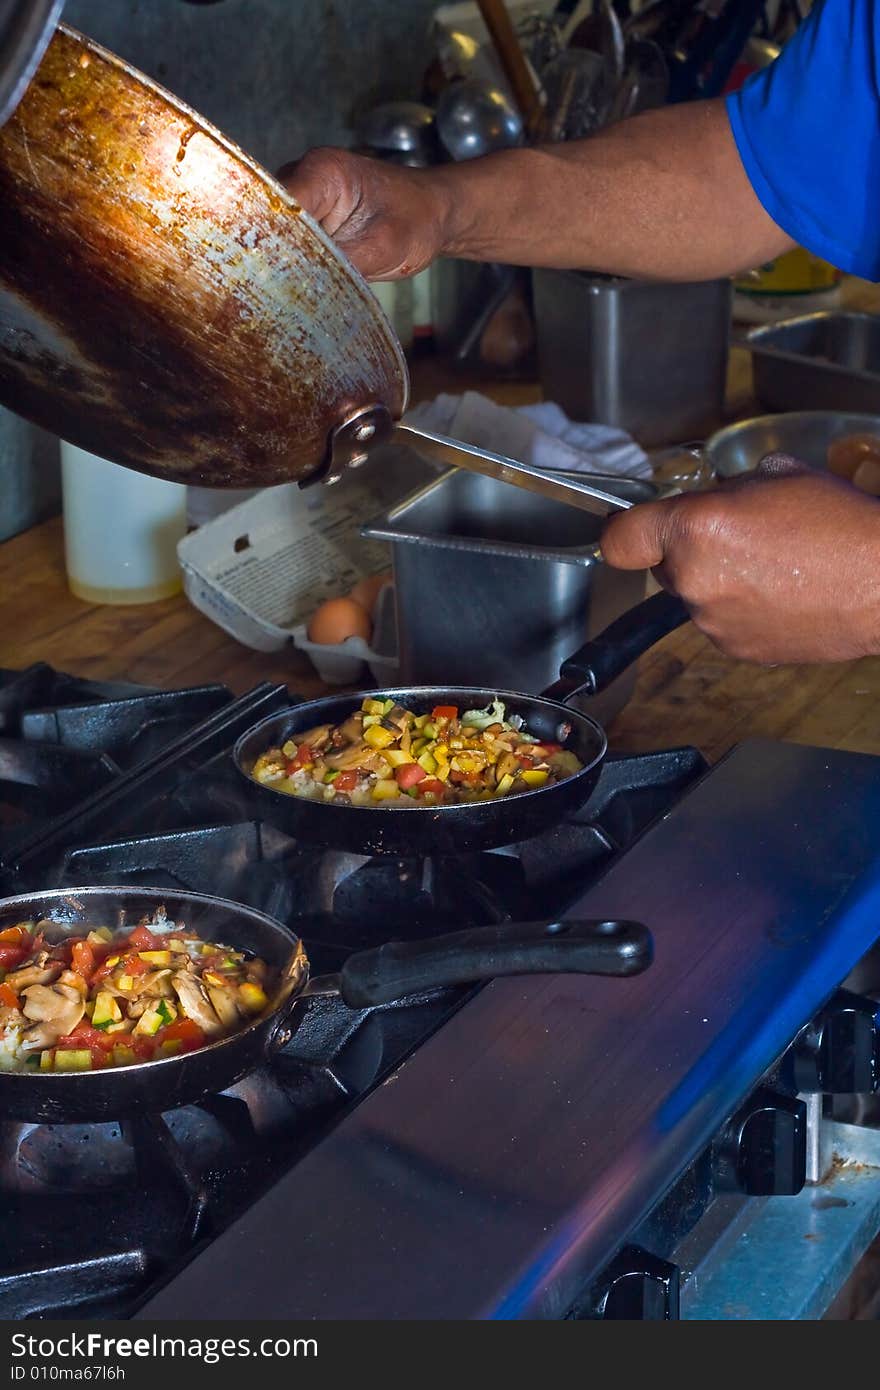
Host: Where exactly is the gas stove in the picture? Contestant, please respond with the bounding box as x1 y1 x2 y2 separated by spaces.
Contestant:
2 664 880 1320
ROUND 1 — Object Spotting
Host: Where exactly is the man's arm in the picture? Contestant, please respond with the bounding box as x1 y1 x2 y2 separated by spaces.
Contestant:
281 99 792 282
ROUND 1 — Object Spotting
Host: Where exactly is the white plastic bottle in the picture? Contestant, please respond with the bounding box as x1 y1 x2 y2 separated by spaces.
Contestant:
60 441 188 604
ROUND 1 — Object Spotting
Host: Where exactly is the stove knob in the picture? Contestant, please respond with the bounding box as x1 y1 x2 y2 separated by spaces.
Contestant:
790 989 879 1094
715 1088 806 1196
595 1246 680 1321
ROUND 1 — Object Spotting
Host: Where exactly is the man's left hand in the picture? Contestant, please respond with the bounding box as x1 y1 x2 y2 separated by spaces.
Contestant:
600 458 880 664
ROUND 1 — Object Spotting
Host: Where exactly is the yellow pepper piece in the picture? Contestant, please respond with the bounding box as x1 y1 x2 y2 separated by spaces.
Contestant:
520 769 549 788
117 974 134 992
371 778 400 801
239 981 269 1014
364 724 395 750
363 698 386 716
138 949 172 966
495 773 515 796
40 1049 54 1071
433 744 448 762
435 761 451 783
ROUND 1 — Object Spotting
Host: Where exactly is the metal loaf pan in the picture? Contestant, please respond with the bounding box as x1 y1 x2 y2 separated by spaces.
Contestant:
744 312 880 413
362 469 655 724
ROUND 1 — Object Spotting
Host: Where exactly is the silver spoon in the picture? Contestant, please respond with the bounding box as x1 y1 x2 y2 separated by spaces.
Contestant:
435 77 524 161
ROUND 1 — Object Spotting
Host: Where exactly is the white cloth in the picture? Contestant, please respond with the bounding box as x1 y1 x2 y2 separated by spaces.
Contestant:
404 390 652 478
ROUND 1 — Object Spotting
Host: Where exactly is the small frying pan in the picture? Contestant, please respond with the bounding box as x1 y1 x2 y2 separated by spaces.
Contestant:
234 591 689 856
0 887 650 1124
0 25 630 520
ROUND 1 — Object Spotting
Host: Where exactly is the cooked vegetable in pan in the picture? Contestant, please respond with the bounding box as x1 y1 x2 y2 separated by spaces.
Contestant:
250 696 583 807
0 909 276 1073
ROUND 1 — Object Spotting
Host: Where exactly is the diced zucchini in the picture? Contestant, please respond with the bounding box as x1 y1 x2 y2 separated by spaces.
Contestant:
417 751 438 775
239 981 269 1014
371 778 400 801
383 748 414 768
54 1049 92 1072
40 1049 54 1072
105 1021 129 1034
495 773 515 796
138 949 172 966
435 761 451 783
382 698 395 714
281 739 298 758
155 998 177 1026
133 1007 164 1037
323 770 339 783
362 698 386 716
87 927 114 944
111 1044 136 1068
103 955 120 970
159 1039 181 1057
414 714 428 730
117 974 134 992
92 990 122 1028
167 939 185 952
421 722 438 739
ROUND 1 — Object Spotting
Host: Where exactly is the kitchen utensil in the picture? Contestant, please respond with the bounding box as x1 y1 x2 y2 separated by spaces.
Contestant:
705 411 880 479
355 100 437 157
610 36 669 117
740 313 880 415
361 465 651 715
0 886 651 1122
234 589 690 857
537 47 613 140
0 25 626 520
567 0 625 81
476 0 544 133
0 0 62 126
435 76 524 160
532 270 731 446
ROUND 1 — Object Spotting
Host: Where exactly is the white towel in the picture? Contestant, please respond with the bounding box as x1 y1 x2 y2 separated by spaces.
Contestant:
404 390 652 479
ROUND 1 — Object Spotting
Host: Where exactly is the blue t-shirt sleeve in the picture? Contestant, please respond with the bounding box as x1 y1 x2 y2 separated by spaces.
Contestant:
726 0 880 280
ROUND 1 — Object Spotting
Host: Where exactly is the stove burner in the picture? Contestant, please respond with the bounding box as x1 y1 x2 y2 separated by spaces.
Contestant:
0 661 708 1317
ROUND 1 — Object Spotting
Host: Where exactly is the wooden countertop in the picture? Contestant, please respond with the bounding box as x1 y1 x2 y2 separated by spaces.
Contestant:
3 278 880 766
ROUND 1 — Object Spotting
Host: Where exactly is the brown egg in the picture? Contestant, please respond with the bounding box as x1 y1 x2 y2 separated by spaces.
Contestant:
307 596 372 646
349 571 392 615
827 433 880 482
852 457 880 497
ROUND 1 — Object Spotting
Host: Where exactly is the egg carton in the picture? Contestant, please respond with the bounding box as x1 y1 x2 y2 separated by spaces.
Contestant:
178 479 399 686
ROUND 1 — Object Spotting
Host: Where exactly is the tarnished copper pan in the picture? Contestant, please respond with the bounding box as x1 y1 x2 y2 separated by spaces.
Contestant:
0 24 641 517
0 24 408 487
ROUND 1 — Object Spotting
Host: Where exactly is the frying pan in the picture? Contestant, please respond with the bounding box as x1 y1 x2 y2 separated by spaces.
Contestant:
234 590 689 856
0 24 628 520
0 887 651 1124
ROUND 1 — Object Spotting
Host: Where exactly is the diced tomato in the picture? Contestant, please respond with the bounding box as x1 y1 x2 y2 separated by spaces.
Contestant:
127 925 163 952
0 926 30 947
0 982 19 1009
0 945 27 971
156 1017 205 1053
131 1035 157 1062
123 952 152 976
71 940 95 979
395 763 426 790
333 770 359 793
285 744 314 775
417 778 446 798
59 1022 116 1052
432 706 458 722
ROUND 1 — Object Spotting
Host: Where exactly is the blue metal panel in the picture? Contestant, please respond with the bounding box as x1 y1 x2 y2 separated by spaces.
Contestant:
137 740 880 1320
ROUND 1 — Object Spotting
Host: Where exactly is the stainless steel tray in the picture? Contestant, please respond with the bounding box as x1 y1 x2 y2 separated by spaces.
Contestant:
743 311 880 413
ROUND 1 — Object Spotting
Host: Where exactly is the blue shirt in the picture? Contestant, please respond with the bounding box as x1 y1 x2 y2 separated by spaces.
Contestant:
726 0 880 280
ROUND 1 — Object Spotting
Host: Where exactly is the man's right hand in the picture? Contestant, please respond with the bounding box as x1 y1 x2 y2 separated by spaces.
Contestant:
277 148 448 280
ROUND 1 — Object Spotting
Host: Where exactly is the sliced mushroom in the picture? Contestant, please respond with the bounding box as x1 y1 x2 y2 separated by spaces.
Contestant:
295 724 333 752
495 751 520 784
20 982 85 1039
5 960 63 991
21 1021 62 1051
325 744 384 773
171 971 223 1036
0 1004 23 1030
330 714 364 748
206 983 241 1029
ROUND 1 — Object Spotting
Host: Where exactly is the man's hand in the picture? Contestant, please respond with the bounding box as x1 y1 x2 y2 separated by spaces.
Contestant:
600 459 880 664
277 148 448 280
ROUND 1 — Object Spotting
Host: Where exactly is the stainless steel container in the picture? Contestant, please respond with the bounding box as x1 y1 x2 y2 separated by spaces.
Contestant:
743 312 880 414
532 271 732 446
705 410 880 478
362 468 653 725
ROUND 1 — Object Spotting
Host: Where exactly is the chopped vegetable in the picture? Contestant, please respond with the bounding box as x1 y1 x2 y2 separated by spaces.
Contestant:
0 982 19 1010
250 694 583 808
54 1049 92 1072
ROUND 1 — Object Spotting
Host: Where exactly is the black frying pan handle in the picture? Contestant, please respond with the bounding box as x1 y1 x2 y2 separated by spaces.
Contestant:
337 918 652 1008
543 591 690 702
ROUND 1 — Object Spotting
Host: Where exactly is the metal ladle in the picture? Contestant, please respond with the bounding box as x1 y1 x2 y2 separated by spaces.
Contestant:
435 77 524 160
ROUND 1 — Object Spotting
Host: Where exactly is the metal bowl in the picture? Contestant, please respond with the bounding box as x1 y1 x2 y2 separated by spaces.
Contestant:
706 411 880 478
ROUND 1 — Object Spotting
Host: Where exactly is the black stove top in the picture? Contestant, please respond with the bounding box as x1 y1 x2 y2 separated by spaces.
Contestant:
0 664 707 1318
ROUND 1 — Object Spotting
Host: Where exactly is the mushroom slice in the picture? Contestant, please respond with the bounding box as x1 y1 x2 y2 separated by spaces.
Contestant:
5 960 63 991
171 971 223 1036
205 982 241 1029
20 983 85 1039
